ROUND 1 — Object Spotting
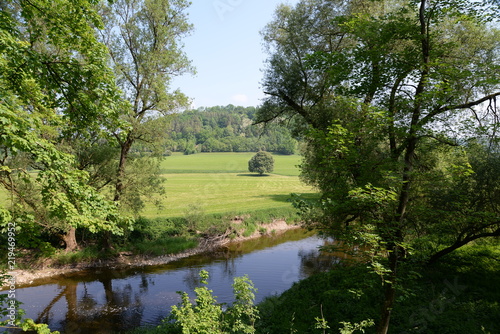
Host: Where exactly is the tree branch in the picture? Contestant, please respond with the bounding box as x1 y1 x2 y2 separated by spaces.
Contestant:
264 90 319 128
427 225 500 265
419 92 500 127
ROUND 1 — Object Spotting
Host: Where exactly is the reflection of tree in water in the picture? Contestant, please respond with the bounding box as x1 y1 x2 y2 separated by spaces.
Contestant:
35 270 151 333
183 267 204 292
181 247 239 291
216 248 238 281
298 239 359 277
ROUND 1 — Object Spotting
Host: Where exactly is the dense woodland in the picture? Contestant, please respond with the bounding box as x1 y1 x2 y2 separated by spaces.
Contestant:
2 0 500 333
146 105 298 155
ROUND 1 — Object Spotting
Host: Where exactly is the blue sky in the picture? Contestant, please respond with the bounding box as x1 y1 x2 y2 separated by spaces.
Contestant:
172 0 300 108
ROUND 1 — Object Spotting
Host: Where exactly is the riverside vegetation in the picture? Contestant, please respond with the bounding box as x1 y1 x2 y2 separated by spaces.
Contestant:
2 0 500 333
0 152 311 265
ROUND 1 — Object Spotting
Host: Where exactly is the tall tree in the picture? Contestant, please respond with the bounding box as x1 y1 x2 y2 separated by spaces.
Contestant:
0 0 128 251
258 0 500 332
98 0 194 209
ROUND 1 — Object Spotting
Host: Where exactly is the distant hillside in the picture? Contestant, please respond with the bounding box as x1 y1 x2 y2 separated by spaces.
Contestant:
161 105 298 155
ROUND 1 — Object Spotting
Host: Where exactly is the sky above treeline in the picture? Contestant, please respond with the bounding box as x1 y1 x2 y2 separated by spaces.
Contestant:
172 0 301 109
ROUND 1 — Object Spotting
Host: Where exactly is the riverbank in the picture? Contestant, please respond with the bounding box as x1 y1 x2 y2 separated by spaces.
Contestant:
4 219 302 288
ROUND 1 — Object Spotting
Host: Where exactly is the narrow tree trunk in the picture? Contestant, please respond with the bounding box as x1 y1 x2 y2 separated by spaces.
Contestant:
103 135 134 251
377 250 398 334
101 230 115 251
377 2 430 332
377 136 417 334
114 136 134 202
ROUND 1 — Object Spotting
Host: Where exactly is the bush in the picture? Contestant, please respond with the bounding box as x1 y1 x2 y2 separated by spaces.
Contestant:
166 270 259 333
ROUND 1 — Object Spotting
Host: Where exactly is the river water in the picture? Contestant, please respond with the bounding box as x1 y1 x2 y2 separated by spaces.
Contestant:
1 229 342 333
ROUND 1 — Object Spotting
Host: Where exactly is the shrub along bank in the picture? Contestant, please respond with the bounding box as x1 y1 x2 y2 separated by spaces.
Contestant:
256 241 500 334
131 240 500 334
1 207 302 269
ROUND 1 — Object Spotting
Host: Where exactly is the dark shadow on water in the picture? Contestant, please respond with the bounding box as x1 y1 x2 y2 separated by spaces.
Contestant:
236 173 272 177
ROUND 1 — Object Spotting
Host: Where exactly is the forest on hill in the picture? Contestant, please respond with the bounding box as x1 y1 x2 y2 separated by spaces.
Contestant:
152 105 298 155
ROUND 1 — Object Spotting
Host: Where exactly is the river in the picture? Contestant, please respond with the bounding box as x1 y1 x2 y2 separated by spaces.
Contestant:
1 229 342 333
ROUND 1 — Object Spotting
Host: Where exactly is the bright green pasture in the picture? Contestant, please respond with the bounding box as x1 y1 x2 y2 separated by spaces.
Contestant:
0 190 8 207
143 173 314 218
160 152 303 176
0 153 315 219
144 153 314 218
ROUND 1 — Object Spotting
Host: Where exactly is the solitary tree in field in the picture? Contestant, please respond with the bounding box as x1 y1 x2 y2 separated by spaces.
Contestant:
248 151 274 175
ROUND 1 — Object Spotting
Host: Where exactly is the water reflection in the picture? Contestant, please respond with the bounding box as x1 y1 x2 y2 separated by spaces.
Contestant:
25 272 149 333
1 229 347 334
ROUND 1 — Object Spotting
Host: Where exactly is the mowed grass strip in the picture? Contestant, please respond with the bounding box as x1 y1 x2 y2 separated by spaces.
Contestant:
144 153 315 218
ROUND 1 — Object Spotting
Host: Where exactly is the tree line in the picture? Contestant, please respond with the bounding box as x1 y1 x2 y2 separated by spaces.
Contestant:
144 105 298 155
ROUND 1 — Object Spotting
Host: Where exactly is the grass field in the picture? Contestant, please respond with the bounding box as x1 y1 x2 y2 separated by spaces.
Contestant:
143 152 315 218
159 152 302 176
0 153 316 219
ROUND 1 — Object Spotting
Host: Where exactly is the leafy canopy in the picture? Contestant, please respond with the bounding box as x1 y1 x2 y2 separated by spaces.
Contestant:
0 0 129 242
258 0 500 332
248 151 275 175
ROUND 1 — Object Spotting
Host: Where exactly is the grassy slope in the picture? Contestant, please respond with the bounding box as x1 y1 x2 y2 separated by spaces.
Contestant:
142 153 314 218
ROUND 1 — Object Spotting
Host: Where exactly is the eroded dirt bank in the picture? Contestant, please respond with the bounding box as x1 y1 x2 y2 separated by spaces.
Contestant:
4 220 301 287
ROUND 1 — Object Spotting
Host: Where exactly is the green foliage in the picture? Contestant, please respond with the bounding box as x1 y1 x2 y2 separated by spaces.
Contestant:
248 151 275 175
129 237 198 257
165 270 259 334
119 157 166 216
338 320 375 334
128 216 186 241
259 0 500 330
50 245 106 265
0 0 129 251
258 242 500 333
162 105 298 155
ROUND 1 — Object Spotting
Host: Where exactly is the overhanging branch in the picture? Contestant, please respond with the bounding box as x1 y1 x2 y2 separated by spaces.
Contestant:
420 92 500 127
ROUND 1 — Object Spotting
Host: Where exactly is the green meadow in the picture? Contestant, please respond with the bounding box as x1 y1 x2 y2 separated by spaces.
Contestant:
144 152 315 218
159 152 302 175
0 153 316 219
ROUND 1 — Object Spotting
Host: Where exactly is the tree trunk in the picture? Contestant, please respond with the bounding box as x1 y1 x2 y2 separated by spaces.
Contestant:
378 279 396 333
377 2 430 332
376 242 403 334
114 135 134 202
101 230 115 251
102 135 134 251
62 227 79 252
